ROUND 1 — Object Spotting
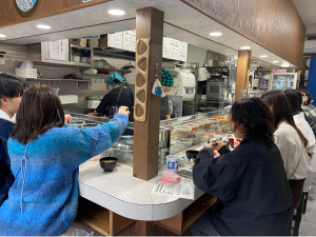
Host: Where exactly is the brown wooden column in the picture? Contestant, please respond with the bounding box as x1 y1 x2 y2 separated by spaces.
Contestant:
235 50 251 101
133 7 164 180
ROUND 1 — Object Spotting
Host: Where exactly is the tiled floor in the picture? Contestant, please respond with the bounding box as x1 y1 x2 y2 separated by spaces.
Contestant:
299 193 316 236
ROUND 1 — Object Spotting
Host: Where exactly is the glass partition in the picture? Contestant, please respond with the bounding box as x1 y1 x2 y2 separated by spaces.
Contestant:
68 109 232 165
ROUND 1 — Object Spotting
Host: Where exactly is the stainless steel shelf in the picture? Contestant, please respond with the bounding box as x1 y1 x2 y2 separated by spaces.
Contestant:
34 60 91 68
70 44 91 51
26 78 90 82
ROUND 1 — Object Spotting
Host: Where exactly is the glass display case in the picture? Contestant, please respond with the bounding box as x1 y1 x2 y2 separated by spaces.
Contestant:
68 109 232 166
269 73 300 90
160 109 231 157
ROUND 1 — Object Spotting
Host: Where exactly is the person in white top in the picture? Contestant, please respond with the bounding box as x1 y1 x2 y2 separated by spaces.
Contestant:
285 89 316 194
261 90 311 209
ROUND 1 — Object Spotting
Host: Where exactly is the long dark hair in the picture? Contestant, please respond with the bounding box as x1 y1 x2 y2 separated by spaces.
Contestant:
231 97 275 147
284 89 300 115
11 85 65 144
261 90 308 148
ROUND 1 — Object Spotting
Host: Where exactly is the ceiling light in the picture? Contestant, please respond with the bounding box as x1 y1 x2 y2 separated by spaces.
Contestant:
260 55 268 58
209 32 222 37
240 46 251 50
273 61 279 63
281 64 290 67
108 9 125 16
0 34 6 38
37 25 51 30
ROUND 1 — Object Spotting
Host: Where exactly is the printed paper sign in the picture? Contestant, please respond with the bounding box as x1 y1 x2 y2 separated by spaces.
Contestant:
49 40 67 61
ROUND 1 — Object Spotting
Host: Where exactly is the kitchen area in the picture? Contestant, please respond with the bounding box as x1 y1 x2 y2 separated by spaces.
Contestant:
0 0 308 236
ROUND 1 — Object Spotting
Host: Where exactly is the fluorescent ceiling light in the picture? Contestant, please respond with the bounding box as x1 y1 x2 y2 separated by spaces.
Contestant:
108 9 125 16
240 46 251 50
260 55 268 58
37 25 51 30
273 61 279 63
0 34 6 38
209 32 222 37
281 64 290 67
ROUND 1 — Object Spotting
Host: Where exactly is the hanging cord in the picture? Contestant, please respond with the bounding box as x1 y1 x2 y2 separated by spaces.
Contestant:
15 143 30 213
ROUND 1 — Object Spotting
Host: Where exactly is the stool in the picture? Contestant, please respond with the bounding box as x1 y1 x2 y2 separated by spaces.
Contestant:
292 194 304 236
302 192 309 214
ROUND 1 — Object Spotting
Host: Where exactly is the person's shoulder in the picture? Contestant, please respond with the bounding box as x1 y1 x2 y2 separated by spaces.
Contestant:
0 118 15 138
275 121 300 143
39 126 81 143
275 121 294 134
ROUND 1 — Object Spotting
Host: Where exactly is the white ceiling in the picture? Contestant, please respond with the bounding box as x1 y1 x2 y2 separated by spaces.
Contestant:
0 0 296 67
293 0 316 35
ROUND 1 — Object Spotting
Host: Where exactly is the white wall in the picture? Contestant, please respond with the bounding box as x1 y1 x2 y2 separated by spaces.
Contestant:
186 44 208 65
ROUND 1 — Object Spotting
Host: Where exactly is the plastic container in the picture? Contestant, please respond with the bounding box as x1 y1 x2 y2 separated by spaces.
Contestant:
196 133 209 143
175 125 192 136
15 68 37 78
201 120 212 129
215 126 222 134
196 121 206 130
176 138 193 151
185 123 199 133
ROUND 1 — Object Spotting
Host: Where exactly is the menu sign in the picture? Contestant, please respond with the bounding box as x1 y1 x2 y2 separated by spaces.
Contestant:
163 37 171 59
108 30 188 61
108 32 123 49
179 42 188 62
49 40 67 61
123 30 136 52
163 37 187 61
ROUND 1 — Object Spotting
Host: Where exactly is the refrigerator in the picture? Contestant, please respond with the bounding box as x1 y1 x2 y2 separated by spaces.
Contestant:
269 73 300 90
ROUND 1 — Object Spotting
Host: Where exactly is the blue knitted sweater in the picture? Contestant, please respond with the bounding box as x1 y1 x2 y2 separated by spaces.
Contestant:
0 114 128 236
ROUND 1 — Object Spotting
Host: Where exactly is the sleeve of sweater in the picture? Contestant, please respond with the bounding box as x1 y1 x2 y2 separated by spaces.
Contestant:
77 114 128 165
193 148 242 200
274 129 299 180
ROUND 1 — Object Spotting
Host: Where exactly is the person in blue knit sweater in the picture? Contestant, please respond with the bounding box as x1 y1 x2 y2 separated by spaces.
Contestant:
0 74 25 208
0 85 130 236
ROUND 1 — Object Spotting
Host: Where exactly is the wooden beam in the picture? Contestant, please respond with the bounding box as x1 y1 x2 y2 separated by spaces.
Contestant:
235 50 251 101
133 7 164 181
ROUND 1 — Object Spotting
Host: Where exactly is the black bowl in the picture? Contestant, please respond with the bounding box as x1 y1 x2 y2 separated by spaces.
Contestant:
185 150 199 161
99 157 118 172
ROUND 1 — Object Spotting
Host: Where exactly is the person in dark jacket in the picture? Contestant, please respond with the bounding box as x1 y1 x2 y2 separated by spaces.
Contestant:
191 98 293 236
88 72 134 122
0 73 25 207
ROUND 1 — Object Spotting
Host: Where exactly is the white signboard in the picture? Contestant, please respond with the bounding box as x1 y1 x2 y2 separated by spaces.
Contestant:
108 32 123 49
169 38 180 61
163 37 171 59
178 41 188 62
107 31 188 61
123 30 136 52
49 40 67 61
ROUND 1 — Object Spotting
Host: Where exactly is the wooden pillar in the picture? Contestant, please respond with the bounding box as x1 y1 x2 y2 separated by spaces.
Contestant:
133 7 164 180
235 51 251 101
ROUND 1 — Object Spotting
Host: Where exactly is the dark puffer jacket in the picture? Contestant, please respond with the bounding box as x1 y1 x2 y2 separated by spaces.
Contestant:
0 118 15 207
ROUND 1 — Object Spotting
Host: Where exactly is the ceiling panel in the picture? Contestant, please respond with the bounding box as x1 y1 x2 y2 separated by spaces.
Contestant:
0 0 296 67
293 0 316 35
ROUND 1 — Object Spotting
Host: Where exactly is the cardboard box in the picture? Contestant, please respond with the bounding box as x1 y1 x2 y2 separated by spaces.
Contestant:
71 39 87 47
87 39 99 48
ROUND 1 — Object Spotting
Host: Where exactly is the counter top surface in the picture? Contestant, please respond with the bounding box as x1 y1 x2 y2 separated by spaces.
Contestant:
79 144 206 221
